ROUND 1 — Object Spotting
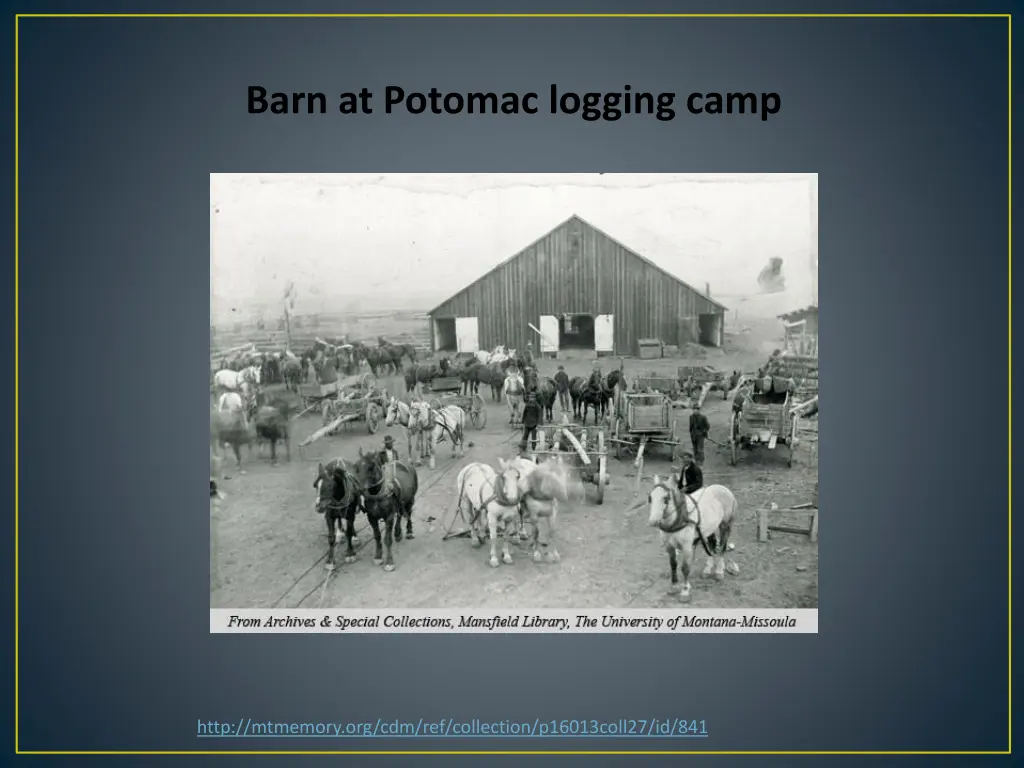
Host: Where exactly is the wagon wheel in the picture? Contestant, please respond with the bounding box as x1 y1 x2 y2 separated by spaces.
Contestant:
366 403 381 434
360 372 376 391
470 393 487 429
669 419 679 460
595 430 606 505
728 411 738 466
613 417 624 459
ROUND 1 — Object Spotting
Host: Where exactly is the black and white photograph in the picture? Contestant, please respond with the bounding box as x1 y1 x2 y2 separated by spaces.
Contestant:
210 173 819 613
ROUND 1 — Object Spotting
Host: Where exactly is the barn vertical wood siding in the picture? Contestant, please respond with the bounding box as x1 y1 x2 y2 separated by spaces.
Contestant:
429 217 726 354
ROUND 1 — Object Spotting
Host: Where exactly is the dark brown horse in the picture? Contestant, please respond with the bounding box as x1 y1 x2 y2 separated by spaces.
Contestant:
253 392 292 464
313 459 363 570
404 363 442 393
351 448 419 571
536 377 558 422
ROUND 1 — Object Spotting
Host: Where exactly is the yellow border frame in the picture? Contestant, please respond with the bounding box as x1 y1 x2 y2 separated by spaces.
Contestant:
14 10 1015 757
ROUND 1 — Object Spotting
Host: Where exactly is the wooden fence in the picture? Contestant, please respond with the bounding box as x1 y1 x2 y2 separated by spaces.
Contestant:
210 311 431 364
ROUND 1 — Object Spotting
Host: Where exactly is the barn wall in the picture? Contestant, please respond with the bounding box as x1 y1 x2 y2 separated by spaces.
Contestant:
429 218 726 354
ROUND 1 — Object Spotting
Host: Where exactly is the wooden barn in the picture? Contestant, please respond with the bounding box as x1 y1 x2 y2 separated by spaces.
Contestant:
427 215 728 357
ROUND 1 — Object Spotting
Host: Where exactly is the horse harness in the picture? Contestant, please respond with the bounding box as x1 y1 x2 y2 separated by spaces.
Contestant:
653 482 715 557
316 461 358 515
458 467 520 525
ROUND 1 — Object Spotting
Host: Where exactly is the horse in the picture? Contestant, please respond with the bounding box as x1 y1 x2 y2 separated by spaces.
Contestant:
253 392 291 464
535 377 558 422
313 459 364 571
387 343 418 364
351 448 419 571
458 361 486 396
282 357 303 392
409 401 466 470
455 460 524 568
647 475 738 600
568 376 586 421
505 455 574 564
575 374 606 425
384 397 424 463
404 363 441 394
523 367 539 394
502 370 525 423
213 369 241 392
483 364 504 401
212 392 251 469
475 345 507 366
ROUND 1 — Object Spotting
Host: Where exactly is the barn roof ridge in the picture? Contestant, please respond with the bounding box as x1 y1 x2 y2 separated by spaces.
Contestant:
428 213 728 315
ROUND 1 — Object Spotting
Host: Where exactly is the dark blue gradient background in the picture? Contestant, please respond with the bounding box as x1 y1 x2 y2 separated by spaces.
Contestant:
2 0 1014 760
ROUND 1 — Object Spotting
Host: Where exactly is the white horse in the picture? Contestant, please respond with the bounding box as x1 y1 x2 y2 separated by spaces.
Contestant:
384 397 424 464
213 369 241 391
504 455 574 563
502 370 525 422
647 475 738 600
409 401 467 469
455 461 524 568
217 391 246 426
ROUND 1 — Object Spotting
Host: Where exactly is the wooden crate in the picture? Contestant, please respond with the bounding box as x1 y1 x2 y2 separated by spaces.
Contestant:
637 338 663 359
627 400 670 432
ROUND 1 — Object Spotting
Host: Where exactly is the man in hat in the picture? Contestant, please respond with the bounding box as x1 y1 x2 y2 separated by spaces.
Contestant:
676 451 704 495
554 364 571 413
688 403 711 466
519 391 542 454
378 434 400 465
524 341 536 369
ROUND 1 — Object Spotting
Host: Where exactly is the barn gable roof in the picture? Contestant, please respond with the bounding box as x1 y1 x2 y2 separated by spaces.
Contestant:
428 214 728 315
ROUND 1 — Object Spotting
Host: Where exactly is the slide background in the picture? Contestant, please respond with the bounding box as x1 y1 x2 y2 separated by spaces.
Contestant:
4 0 1013 756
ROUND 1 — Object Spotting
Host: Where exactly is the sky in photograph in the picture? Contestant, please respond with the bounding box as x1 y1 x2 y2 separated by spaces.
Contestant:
210 173 818 323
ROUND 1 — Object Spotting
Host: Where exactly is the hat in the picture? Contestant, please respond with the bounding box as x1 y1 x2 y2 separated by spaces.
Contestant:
384 435 394 446
681 450 694 460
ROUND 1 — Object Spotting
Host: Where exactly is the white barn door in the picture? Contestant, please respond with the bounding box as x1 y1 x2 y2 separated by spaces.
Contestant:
539 315 559 354
455 317 480 353
595 314 614 353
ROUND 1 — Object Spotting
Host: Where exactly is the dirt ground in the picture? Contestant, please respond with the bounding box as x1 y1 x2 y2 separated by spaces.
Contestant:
210 345 818 610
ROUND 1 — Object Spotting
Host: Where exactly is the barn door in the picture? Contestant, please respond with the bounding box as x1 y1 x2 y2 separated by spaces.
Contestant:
454 316 480 353
595 314 614 352
539 315 559 353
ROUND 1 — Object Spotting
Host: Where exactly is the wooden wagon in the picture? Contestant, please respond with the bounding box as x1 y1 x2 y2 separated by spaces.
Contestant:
422 375 487 429
728 389 800 467
297 379 388 446
297 372 376 411
610 391 680 494
631 372 680 398
678 365 728 400
531 423 609 505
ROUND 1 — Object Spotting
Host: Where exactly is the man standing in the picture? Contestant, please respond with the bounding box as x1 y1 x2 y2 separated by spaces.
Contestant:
524 341 536 369
676 451 704 495
519 392 542 454
688 403 711 466
554 365 571 413
378 434 400 464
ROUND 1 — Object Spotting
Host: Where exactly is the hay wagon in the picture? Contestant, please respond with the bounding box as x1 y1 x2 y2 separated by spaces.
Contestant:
531 423 609 505
728 387 800 467
610 391 680 494
423 375 487 429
